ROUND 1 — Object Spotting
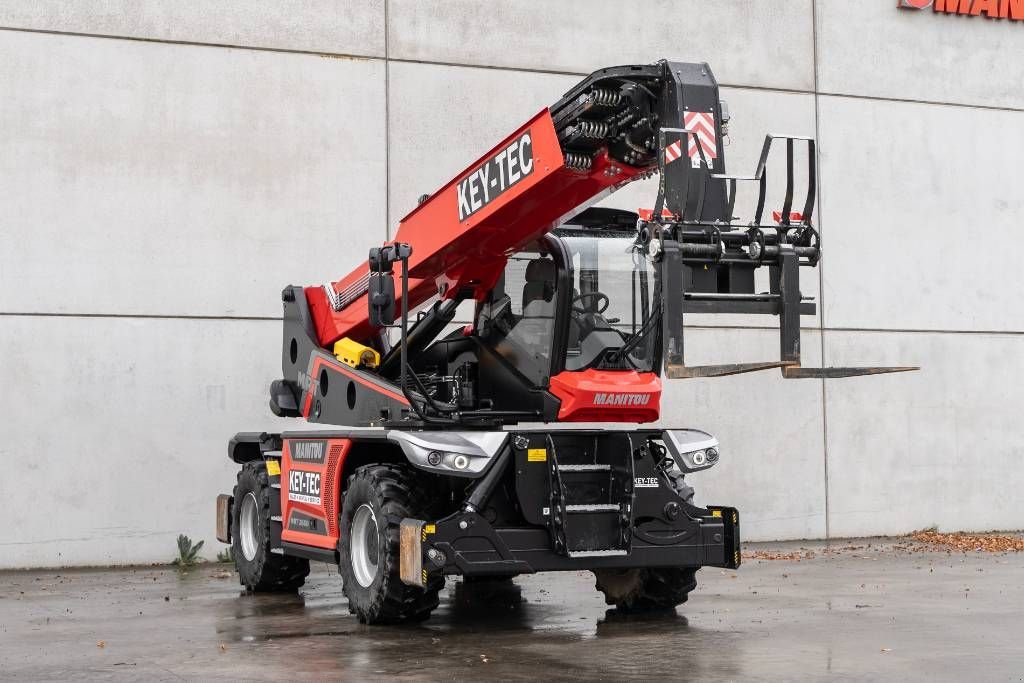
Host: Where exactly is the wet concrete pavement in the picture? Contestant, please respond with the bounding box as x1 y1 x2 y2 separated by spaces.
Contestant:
1 539 1022 681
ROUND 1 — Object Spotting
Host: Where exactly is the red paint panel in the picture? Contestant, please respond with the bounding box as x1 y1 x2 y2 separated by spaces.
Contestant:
549 369 662 423
280 437 351 549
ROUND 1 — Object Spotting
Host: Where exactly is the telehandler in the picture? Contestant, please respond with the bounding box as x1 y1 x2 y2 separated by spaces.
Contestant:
215 60 912 623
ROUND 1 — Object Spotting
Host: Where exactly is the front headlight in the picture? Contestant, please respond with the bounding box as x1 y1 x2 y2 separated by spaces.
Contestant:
662 429 721 472
445 453 471 471
386 431 508 478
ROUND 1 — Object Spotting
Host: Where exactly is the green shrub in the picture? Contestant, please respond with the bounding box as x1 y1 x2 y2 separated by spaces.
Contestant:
171 534 204 568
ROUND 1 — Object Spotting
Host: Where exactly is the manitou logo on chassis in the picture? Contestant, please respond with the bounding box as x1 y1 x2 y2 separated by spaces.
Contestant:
593 393 651 406
898 0 1024 20
457 130 534 221
290 440 326 464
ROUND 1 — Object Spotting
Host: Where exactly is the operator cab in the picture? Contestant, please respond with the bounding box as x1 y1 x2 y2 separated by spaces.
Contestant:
400 208 662 422
484 207 659 379
443 208 660 418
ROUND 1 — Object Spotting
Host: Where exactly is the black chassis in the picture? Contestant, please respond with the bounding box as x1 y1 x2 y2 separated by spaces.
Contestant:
228 427 740 582
405 427 739 584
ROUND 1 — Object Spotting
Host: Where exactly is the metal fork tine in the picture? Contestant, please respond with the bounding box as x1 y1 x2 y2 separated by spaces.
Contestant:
665 362 795 379
782 366 919 379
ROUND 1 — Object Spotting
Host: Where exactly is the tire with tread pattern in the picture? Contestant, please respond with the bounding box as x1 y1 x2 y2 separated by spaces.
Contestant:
339 464 443 624
593 471 698 610
232 461 310 592
593 567 698 611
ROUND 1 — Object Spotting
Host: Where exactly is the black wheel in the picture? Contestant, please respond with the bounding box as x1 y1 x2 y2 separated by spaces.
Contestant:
231 461 310 592
593 567 699 611
339 464 444 624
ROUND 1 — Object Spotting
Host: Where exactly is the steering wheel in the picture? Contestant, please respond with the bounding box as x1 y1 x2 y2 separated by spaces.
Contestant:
572 291 610 315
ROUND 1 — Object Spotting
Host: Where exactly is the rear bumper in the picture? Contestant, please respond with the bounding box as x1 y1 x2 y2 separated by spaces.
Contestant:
400 505 740 586
216 494 233 544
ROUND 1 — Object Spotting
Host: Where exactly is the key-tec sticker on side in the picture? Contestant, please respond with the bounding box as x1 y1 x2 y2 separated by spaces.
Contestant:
635 476 660 488
457 130 534 222
288 469 322 505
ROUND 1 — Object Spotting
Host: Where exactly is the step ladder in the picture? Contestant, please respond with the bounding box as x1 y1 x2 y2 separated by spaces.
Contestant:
545 434 636 558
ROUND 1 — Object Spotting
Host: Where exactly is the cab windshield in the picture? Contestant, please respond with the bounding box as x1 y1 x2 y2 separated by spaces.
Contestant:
560 231 659 373
480 232 660 386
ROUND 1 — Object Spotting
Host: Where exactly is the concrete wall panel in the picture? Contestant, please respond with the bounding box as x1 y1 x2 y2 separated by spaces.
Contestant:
387 61 576 229
388 0 815 91
0 315 295 569
658 328 827 541
823 329 1024 537
0 31 386 318
0 0 385 56
817 1 1024 110
818 95 1024 332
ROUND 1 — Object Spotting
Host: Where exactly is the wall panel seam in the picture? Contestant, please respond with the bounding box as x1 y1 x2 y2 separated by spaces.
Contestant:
0 312 281 322
817 89 1024 115
384 0 392 240
5 26 1021 114
0 25 385 60
812 0 831 541
2 311 1023 337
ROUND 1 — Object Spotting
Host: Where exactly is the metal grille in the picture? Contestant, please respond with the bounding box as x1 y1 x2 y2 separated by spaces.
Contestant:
325 443 344 535
325 271 370 312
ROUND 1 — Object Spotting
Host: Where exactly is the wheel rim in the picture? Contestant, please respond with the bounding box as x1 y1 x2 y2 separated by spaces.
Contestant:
239 492 260 561
350 503 380 588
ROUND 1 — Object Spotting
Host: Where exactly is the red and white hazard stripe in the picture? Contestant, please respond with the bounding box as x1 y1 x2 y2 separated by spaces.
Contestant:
664 140 683 164
683 111 717 163
663 111 717 166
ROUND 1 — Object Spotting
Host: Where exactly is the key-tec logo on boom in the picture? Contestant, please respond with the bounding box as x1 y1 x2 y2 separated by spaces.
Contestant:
457 130 534 222
898 0 1024 20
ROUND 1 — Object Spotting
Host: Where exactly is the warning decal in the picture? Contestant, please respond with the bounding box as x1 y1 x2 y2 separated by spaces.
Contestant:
664 111 717 168
684 111 717 166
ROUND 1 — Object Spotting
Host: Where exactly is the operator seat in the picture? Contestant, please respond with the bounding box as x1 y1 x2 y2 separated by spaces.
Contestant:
521 258 555 311
510 258 557 364
521 257 588 355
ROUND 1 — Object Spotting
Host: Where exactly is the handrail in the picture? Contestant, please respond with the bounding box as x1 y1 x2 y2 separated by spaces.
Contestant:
709 134 816 227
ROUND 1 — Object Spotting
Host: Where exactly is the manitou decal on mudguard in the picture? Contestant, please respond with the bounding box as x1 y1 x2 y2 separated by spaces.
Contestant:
289 440 326 464
457 130 534 221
